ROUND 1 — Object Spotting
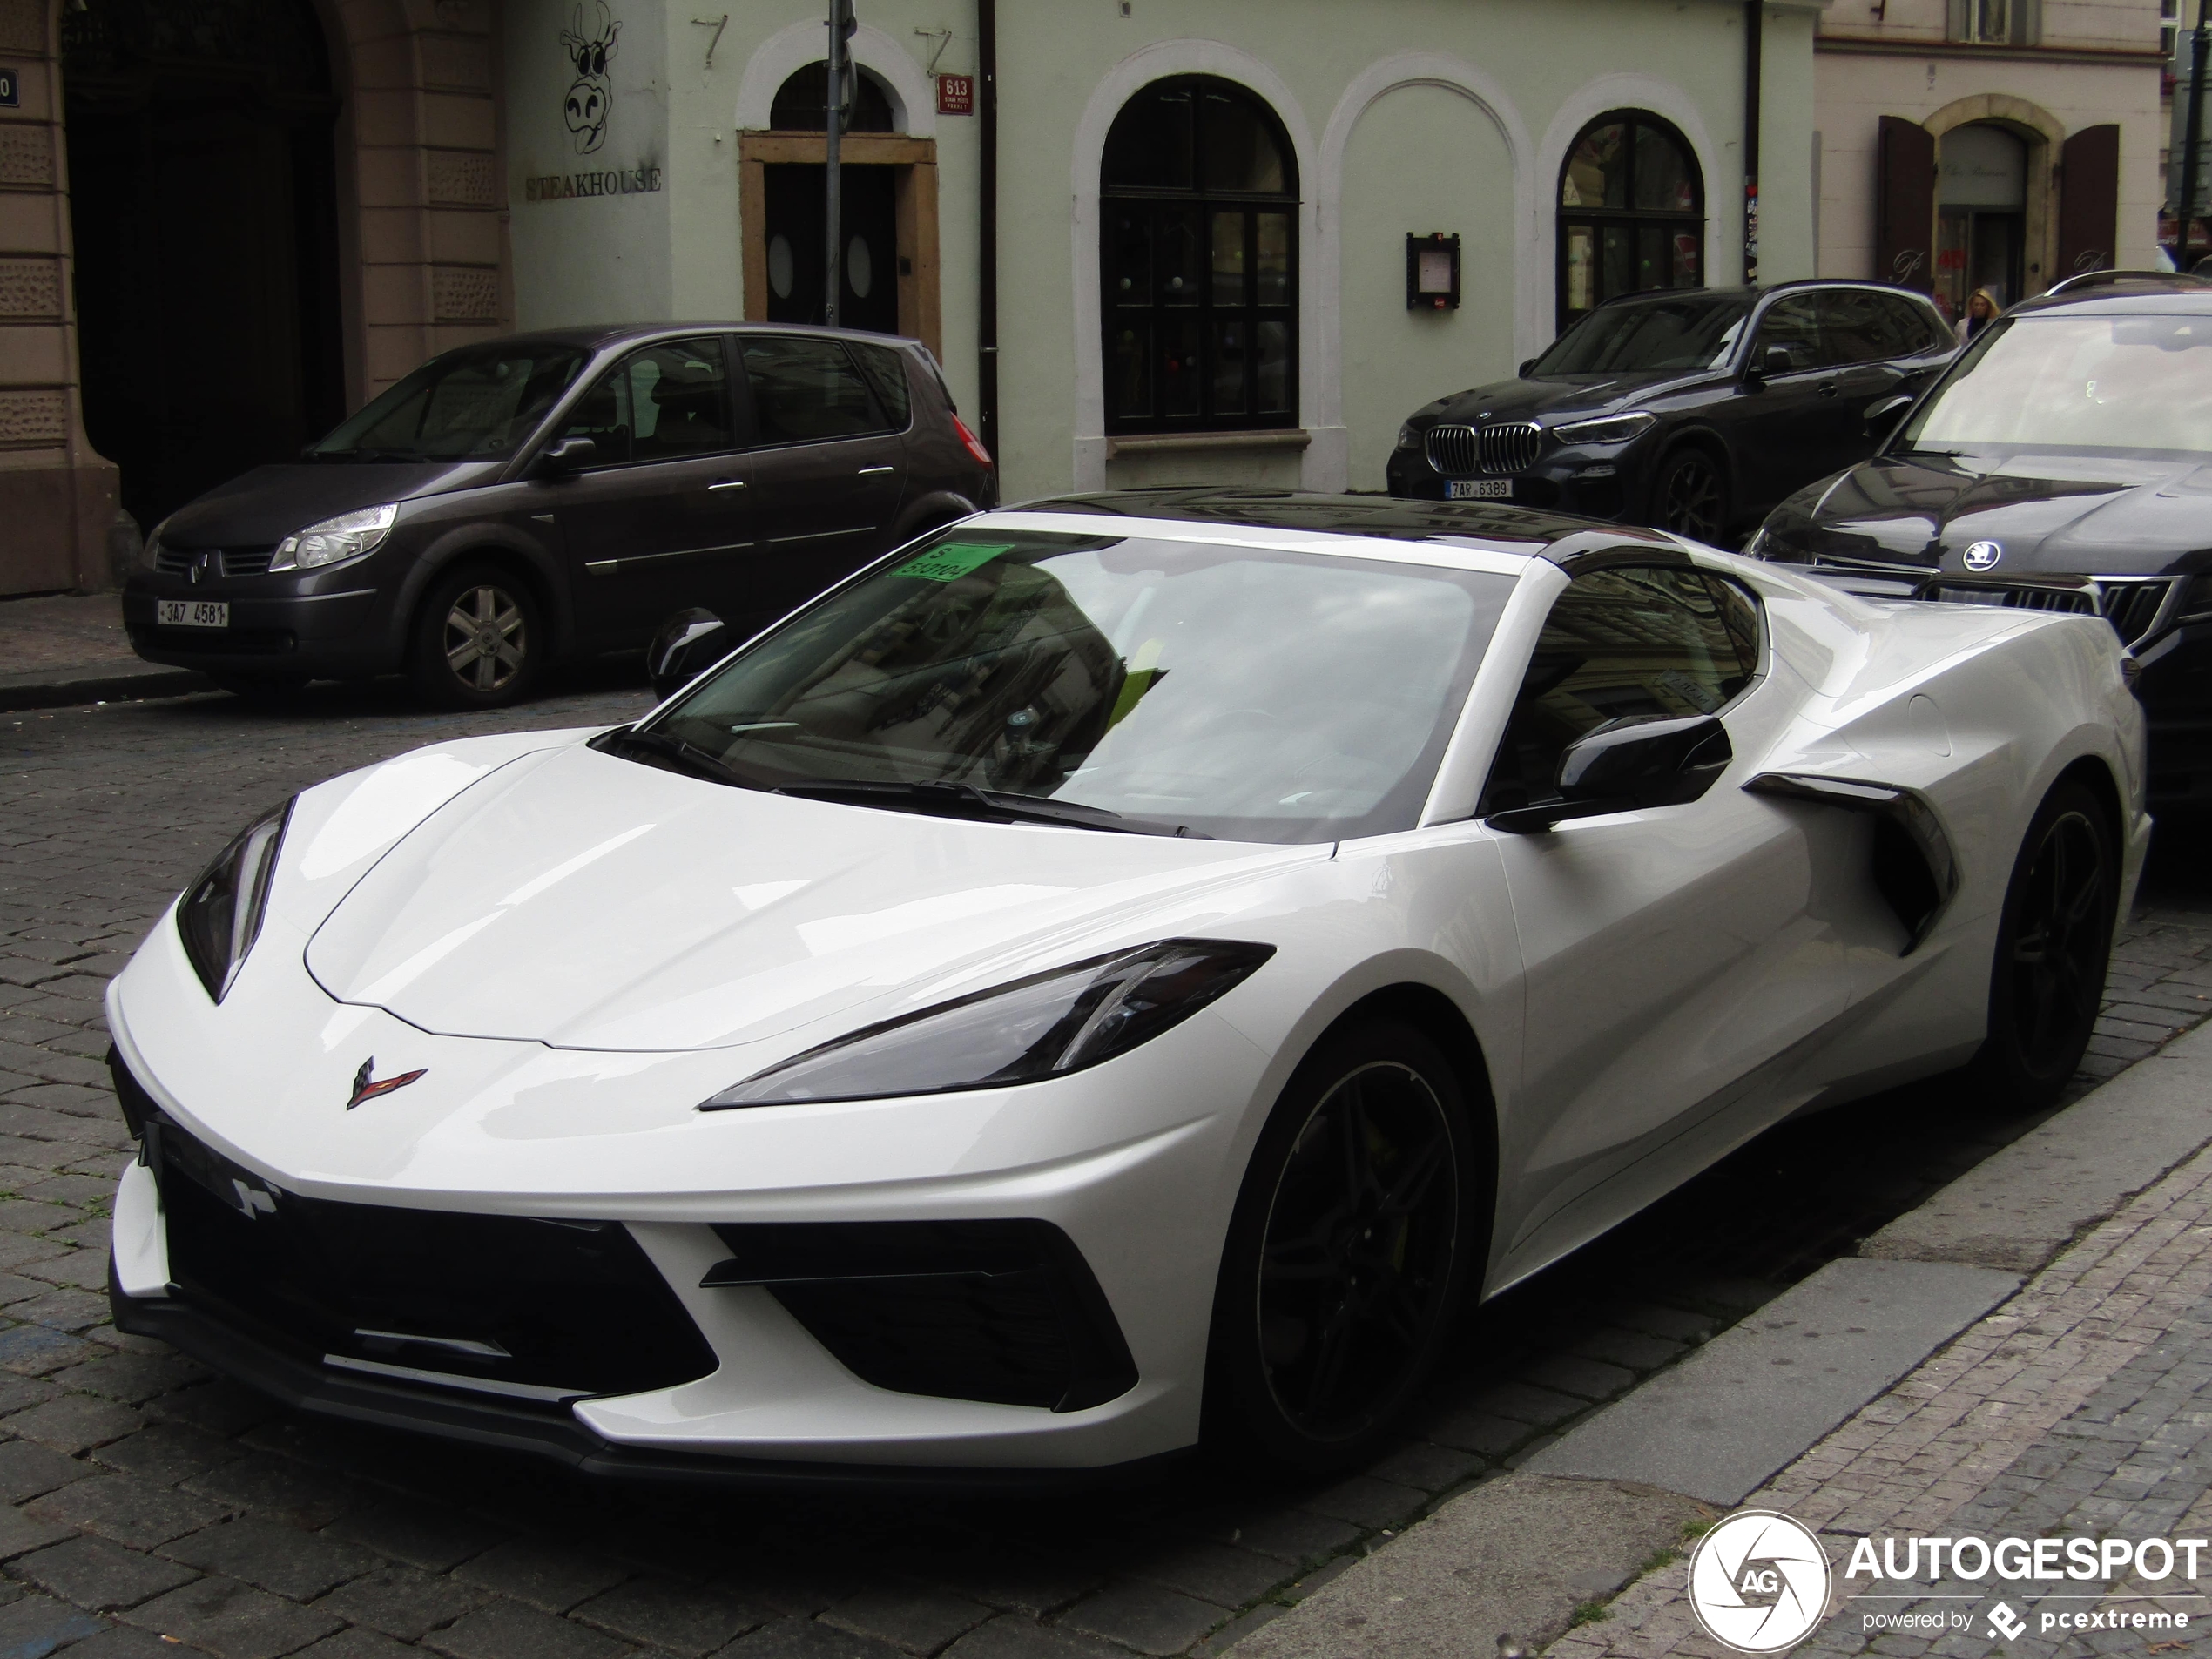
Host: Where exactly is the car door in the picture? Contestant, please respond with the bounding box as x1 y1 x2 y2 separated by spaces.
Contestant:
1812 288 1925 475
544 337 754 648
1729 293 1849 516
1481 563 1859 1278
732 334 908 631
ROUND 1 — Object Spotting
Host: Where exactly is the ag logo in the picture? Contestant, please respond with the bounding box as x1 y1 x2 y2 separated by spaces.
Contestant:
1687 1509 1832 1653
1962 540 2003 572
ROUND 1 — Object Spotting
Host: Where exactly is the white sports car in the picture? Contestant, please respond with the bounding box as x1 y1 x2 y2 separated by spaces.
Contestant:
105 491 2146 1480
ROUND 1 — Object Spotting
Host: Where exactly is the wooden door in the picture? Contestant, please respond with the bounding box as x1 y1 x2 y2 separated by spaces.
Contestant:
1876 116 1937 293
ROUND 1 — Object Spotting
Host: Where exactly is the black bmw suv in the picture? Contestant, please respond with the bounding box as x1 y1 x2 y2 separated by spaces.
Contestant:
1747 272 2212 805
1387 281 1954 543
123 324 996 706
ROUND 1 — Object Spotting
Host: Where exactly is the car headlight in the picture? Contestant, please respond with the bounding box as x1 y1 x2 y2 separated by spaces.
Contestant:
269 503 396 571
1549 411 1656 445
140 516 172 574
1396 421 1421 452
178 799 293 1002
699 938 1276 1110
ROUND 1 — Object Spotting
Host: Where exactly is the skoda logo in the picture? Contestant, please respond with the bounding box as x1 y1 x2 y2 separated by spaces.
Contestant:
1962 540 2003 572
1687 1508 1832 1653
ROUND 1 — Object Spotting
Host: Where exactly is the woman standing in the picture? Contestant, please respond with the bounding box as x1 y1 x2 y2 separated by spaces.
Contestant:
1955 287 2001 345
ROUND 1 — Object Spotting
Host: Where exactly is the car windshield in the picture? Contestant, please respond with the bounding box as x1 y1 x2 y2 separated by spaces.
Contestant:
648 529 1516 844
1900 313 2212 459
1532 295 1750 375
310 341 588 462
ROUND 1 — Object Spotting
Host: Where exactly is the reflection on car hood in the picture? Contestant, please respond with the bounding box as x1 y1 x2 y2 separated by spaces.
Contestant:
159 462 504 547
1423 368 1724 426
303 744 1323 1052
1777 453 2212 576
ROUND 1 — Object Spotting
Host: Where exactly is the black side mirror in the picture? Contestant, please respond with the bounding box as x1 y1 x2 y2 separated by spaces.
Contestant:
1863 394 1913 440
1746 345 1795 385
1487 714 1733 833
648 607 732 701
1517 357 1539 378
532 436 597 477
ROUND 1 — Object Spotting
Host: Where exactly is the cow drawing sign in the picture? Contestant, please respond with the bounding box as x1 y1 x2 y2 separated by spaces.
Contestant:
560 0 620 155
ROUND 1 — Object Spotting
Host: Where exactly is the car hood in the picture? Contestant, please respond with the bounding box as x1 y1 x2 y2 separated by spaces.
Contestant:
1771 452 2212 576
1423 368 1723 426
301 743 1325 1052
159 461 504 547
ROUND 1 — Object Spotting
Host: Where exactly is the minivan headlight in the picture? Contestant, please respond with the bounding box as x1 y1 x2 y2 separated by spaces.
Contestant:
699 938 1276 1109
270 503 397 571
1549 411 1656 445
178 799 293 1002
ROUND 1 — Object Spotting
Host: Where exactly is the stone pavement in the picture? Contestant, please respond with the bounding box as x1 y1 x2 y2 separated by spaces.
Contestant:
0 592 207 711
1545 1130 2212 1659
0 681 2210 1659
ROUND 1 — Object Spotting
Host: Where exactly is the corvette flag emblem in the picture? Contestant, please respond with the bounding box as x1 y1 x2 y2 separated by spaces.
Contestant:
347 1058 427 1110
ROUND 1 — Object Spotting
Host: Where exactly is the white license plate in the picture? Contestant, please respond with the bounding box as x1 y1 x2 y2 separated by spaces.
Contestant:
157 599 229 629
1447 479 1514 501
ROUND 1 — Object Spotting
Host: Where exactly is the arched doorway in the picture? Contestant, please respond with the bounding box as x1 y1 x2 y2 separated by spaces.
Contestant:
62 0 345 532
1937 123 2027 313
760 62 900 334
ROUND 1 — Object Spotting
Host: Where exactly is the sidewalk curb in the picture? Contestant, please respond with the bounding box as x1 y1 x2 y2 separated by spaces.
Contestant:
0 662 213 712
1231 1026 2212 1657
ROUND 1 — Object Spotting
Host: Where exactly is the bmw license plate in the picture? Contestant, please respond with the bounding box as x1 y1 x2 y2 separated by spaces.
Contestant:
1447 479 1513 501
157 599 228 629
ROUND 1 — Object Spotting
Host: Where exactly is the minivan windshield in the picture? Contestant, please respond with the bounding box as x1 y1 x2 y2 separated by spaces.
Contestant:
644 530 1515 844
310 341 588 462
1531 294 1750 376
1899 313 2212 459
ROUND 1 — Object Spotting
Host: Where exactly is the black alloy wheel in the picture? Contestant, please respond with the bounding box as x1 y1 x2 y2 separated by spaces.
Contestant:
1206 1021 1481 1473
410 565 542 709
1964 777 2119 1110
1654 448 1730 543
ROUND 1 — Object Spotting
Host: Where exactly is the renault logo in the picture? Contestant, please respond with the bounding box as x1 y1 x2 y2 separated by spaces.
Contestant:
1963 540 2003 572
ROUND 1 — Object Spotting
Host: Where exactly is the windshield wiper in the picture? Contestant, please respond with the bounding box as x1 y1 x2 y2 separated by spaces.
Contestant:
773 779 1207 838
590 727 774 792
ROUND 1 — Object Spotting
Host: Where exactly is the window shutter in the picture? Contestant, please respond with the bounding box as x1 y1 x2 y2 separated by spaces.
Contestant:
2059 125 2121 280
1875 116 1938 291
1946 0 1971 40
2015 0 2042 44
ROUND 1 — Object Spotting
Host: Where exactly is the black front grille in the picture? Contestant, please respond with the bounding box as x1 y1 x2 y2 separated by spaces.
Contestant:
1928 578 2175 645
1425 425 1476 475
705 1220 1137 1413
2101 580 2175 644
154 547 278 577
1422 422 1544 476
143 1107 716 1407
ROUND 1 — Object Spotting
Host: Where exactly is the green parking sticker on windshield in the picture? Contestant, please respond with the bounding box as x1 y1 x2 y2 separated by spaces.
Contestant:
892 542 1014 582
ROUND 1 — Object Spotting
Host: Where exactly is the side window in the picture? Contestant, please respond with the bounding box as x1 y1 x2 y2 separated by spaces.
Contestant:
1879 293 1947 356
1818 290 1911 366
1751 293 1822 373
556 338 733 466
1482 566 1761 813
741 336 885 444
849 342 914 429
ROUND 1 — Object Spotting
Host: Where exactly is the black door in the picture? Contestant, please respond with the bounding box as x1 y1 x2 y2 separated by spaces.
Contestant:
1730 293 1857 515
545 338 755 647
762 165 899 334
63 0 344 533
732 334 907 631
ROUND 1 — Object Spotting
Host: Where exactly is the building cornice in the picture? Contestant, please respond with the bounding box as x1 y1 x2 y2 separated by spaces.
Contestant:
1815 34 2167 67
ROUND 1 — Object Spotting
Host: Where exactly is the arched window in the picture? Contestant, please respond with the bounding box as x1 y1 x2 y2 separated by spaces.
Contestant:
1101 77 1298 435
1557 112 1703 331
770 62 896 132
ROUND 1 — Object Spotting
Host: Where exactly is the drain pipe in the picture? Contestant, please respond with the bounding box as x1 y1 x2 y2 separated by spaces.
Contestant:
1743 0 1762 284
977 0 1000 468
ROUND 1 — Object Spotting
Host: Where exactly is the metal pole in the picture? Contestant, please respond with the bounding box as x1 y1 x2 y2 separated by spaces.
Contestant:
2179 0 2209 271
978 0 998 462
1743 0 1762 285
824 0 853 327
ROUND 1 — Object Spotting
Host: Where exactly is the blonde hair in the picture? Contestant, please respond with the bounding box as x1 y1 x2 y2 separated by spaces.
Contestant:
1967 287 2003 317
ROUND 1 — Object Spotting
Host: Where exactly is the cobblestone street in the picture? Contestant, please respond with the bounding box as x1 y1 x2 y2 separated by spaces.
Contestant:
3 680 2209 1659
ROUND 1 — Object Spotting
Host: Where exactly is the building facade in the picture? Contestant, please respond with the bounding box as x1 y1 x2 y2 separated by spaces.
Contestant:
1813 0 2166 309
2 0 1835 596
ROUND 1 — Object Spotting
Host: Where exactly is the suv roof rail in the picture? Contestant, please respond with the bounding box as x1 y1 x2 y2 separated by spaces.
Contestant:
2044 268 2212 297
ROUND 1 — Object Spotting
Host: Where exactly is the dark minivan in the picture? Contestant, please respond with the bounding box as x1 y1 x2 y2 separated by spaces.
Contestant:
123 324 996 705
1386 281 1954 543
